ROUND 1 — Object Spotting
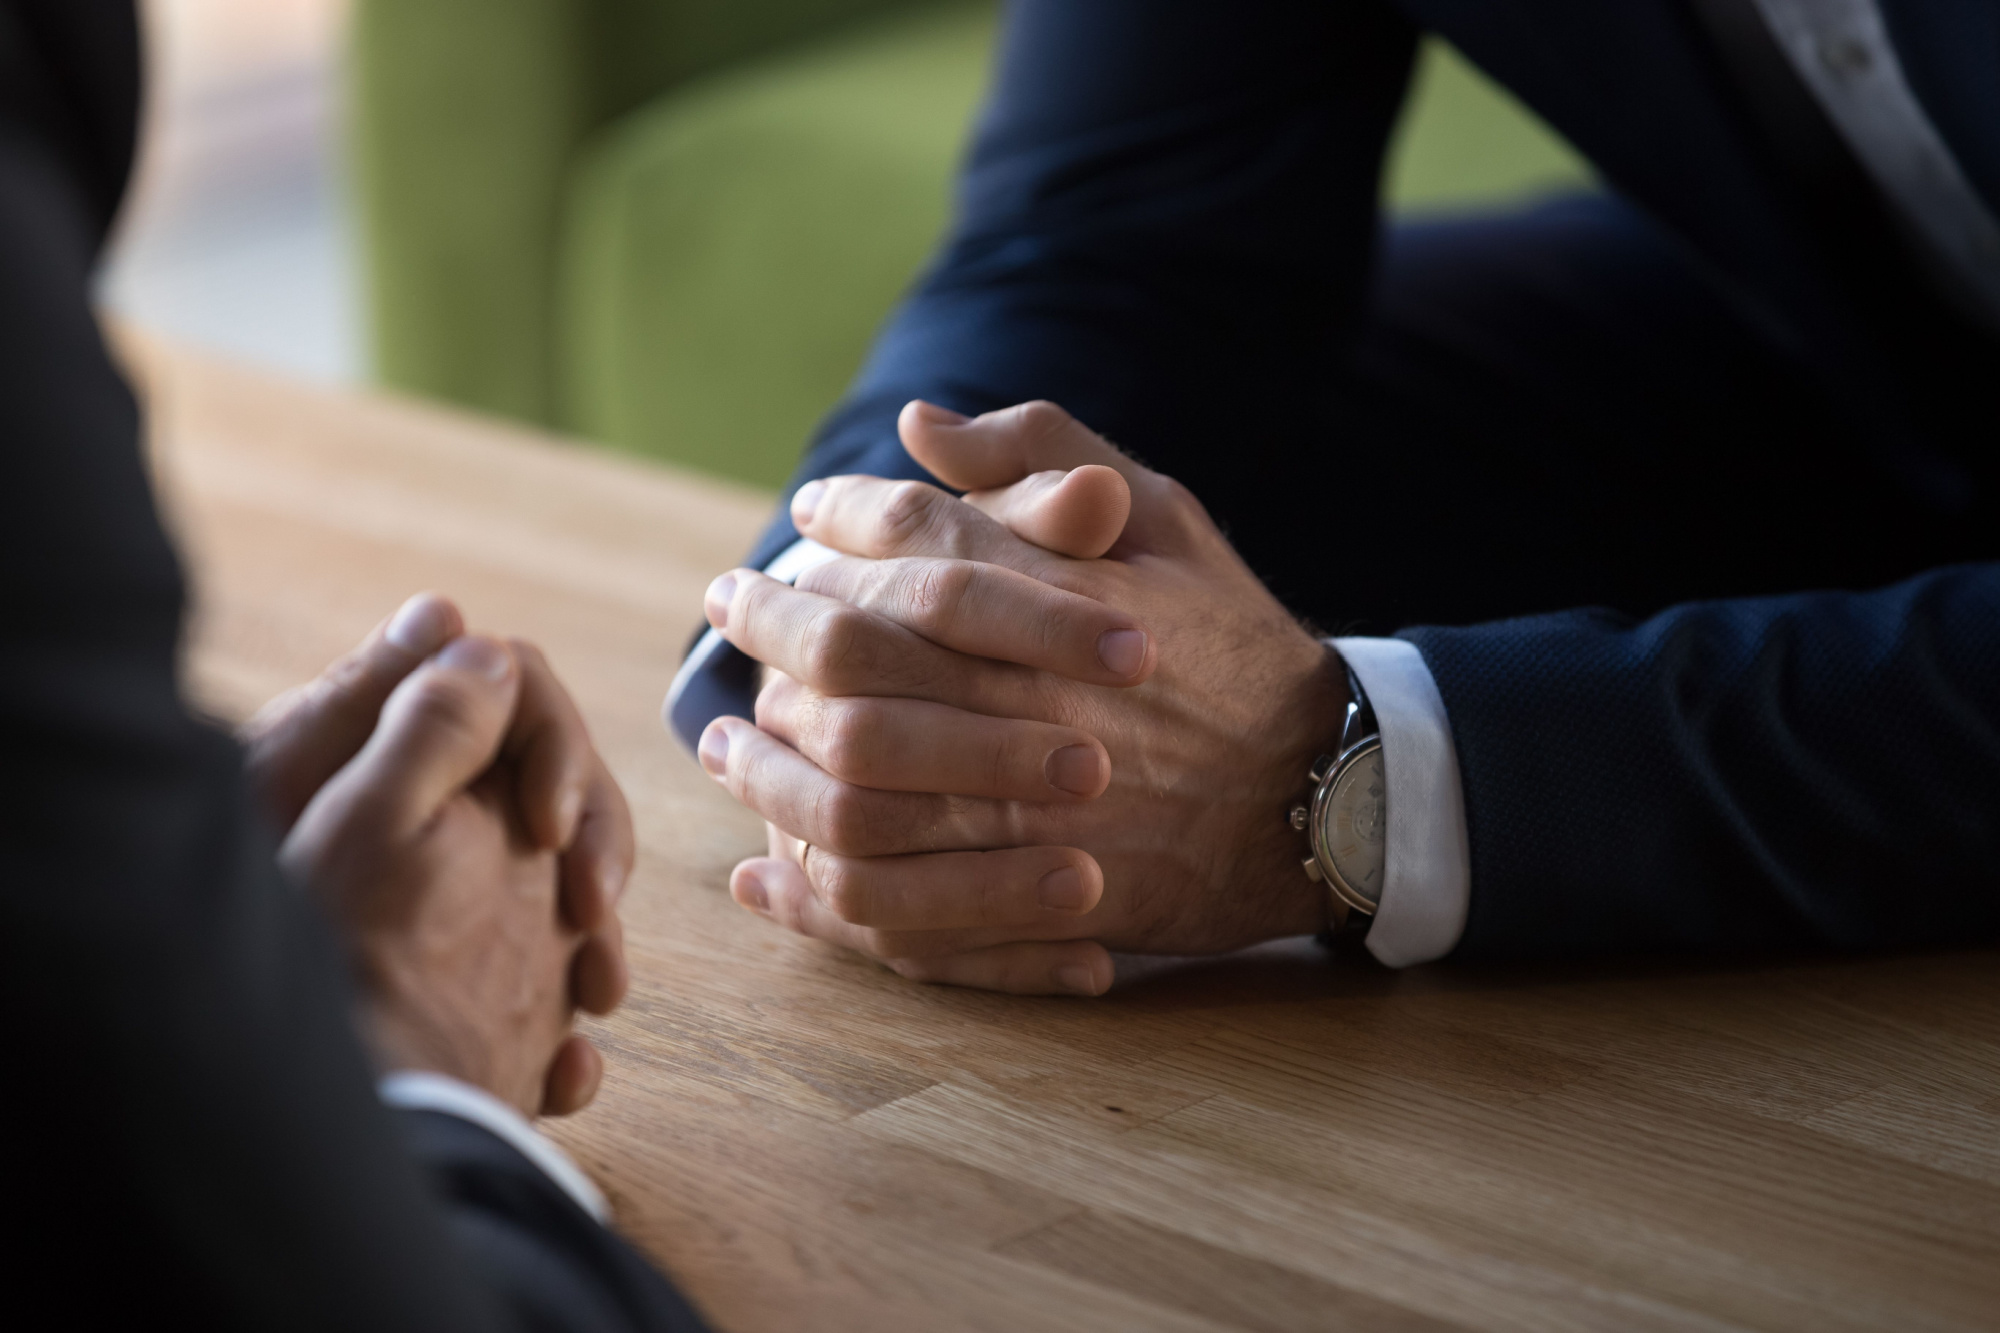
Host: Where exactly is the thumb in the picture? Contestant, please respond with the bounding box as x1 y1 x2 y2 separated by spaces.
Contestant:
297 636 521 849
900 400 1144 489
241 593 465 832
963 464 1130 560
900 400 1180 554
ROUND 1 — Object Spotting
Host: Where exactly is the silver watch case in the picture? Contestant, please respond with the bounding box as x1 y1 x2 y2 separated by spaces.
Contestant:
1305 737 1386 920
1293 667 1385 927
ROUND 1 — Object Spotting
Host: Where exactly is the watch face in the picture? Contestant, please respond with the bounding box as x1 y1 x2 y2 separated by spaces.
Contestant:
1318 744 1386 908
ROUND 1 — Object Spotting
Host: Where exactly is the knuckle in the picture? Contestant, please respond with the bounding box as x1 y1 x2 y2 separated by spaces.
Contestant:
1158 475 1213 525
1018 400 1073 440
801 607 872 692
904 559 974 632
879 481 946 550
814 784 876 857
323 649 377 697
727 727 775 802
813 858 871 924
402 673 487 740
814 700 880 785
730 573 786 643
981 729 1019 795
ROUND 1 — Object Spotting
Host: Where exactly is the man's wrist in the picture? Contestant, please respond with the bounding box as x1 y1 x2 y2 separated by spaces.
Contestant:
1248 640 1353 937
359 994 542 1119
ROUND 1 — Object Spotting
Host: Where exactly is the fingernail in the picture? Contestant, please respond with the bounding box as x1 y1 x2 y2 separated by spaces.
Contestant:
704 573 738 629
385 594 453 654
1097 629 1148 677
791 480 825 527
436 635 511 681
1044 744 1106 797
698 724 730 779
1054 962 1101 996
912 401 970 426
1038 865 1091 912
735 870 769 913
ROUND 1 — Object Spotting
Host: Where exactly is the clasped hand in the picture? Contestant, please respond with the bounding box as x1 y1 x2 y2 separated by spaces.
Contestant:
700 402 1347 996
243 594 633 1116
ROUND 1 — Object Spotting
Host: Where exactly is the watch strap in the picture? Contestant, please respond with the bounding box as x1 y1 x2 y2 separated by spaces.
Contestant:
1339 663 1378 757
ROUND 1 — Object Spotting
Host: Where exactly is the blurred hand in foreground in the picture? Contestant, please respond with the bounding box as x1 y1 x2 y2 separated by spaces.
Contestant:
243 594 633 1117
699 402 1346 997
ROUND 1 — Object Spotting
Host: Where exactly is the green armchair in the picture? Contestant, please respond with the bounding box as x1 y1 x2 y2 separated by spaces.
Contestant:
354 1 1587 488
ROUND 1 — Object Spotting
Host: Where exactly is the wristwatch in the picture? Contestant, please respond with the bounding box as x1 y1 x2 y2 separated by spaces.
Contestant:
1290 664 1385 934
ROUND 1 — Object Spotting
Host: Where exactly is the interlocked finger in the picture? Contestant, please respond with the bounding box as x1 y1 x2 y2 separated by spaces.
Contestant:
708 569 1052 716
757 680 1110 801
959 464 1131 560
730 854 1113 995
540 1035 604 1116
901 400 1204 555
800 842 1103 930
899 399 1150 492
498 639 631 1017
792 556 1153 685
502 640 597 852
699 717 1022 858
886 940 1114 997
791 473 1066 581
241 592 464 832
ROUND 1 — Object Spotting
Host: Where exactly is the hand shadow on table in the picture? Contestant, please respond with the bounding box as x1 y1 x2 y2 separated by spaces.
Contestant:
1102 937 1975 1014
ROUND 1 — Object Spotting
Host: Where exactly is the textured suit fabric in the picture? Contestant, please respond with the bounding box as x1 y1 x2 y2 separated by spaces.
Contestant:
0 4 705 1326
1405 569 2000 958
693 0 2000 959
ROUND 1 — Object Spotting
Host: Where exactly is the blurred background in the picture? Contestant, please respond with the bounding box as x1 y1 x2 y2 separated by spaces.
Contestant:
105 0 1589 488
105 0 359 383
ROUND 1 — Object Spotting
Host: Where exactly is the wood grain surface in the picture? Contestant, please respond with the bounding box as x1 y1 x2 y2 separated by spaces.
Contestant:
124 334 2000 1333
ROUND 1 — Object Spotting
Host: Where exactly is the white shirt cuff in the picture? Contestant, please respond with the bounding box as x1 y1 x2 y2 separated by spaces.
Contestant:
665 537 838 713
1331 637 1471 967
378 1070 610 1224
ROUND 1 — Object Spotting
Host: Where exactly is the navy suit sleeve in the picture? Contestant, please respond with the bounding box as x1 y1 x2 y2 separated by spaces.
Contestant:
397 1112 711 1333
671 0 1418 741
777 0 1416 509
1405 563 2000 960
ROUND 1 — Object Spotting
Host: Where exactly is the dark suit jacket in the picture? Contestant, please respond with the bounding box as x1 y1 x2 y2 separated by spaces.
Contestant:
0 4 705 1327
675 0 2000 960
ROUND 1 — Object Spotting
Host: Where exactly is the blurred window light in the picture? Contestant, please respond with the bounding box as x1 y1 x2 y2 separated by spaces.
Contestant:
102 0 360 384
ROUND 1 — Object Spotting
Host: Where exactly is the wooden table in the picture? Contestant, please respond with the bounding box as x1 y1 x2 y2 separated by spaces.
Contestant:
128 334 2000 1333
